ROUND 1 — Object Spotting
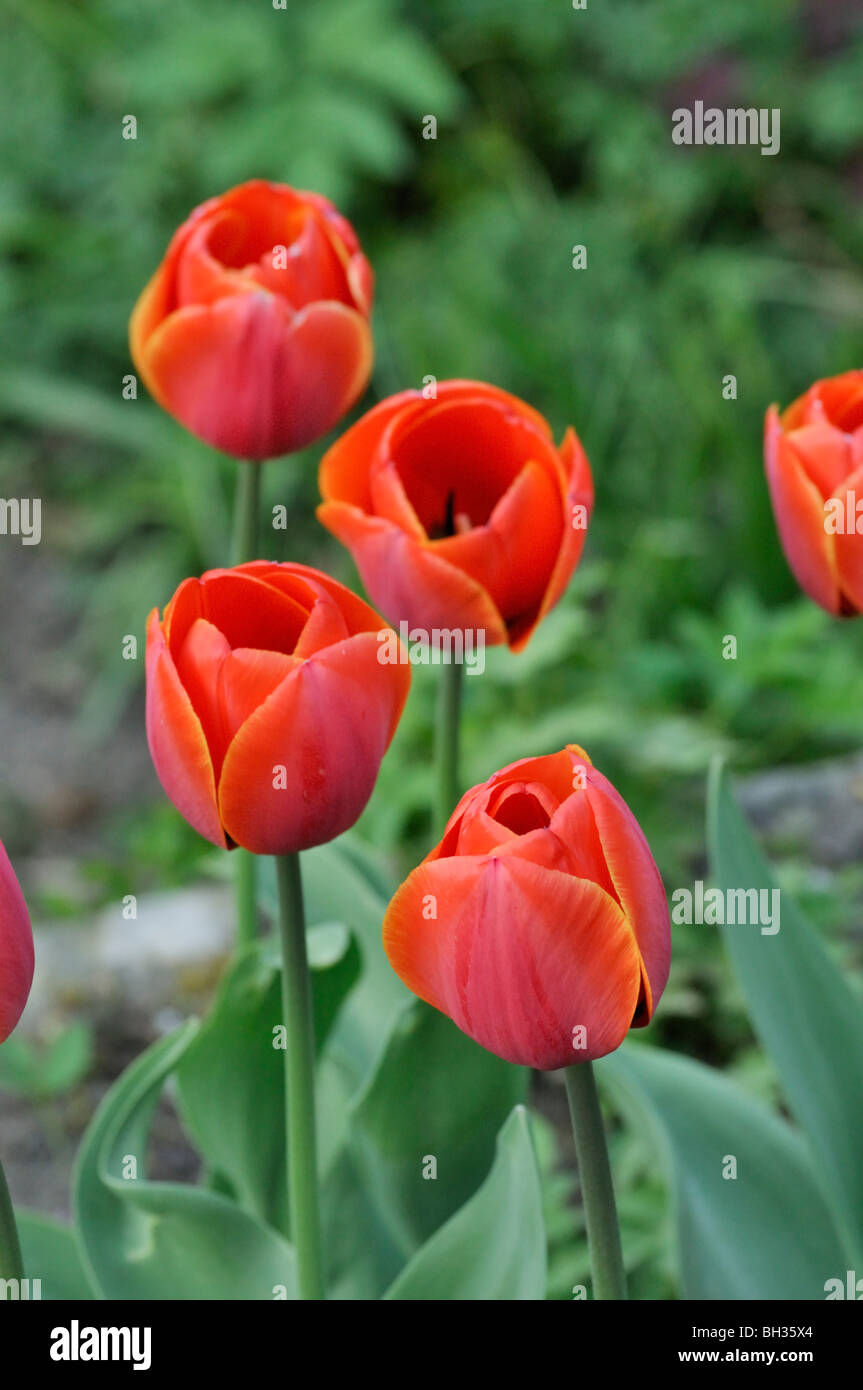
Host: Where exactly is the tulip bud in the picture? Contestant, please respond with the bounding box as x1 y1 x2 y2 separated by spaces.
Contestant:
383 745 670 1070
317 380 593 651
765 371 863 615
0 841 34 1044
145 563 410 855
130 181 374 459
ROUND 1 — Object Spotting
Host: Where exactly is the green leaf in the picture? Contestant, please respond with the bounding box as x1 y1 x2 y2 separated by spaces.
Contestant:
17 1211 94 1300
175 929 360 1233
323 1000 527 1298
0 1021 93 1098
603 1043 847 1299
74 1023 297 1300
708 757 863 1264
384 1106 546 1301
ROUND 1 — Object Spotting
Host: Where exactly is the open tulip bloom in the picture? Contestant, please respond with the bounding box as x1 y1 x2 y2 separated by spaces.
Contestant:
765 370 863 615
318 379 593 651
384 744 670 1299
130 180 374 461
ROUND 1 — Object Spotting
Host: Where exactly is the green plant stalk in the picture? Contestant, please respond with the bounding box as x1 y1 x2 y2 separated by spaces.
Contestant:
564 1062 628 1300
434 659 463 836
275 852 325 1300
231 459 262 946
0 1156 24 1283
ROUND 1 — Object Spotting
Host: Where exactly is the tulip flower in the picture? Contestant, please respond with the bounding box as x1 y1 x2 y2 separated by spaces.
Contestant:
317 380 593 651
146 562 410 856
0 839 34 1045
130 180 374 459
383 744 670 1071
765 370 863 615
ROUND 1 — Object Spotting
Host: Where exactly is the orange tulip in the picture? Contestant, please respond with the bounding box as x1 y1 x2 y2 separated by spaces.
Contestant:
765 370 863 615
130 181 374 459
317 381 593 651
383 745 670 1070
0 840 34 1044
146 562 410 855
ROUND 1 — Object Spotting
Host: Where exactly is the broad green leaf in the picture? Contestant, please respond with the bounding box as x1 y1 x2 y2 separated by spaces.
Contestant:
74 1023 297 1300
175 928 360 1233
323 1000 527 1298
384 1107 546 1301
17 1211 94 1300
604 1043 847 1299
708 758 863 1263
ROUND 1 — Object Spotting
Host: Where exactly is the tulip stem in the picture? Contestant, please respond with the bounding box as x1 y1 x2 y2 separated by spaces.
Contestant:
0 1156 24 1283
564 1062 628 1300
434 659 463 835
231 459 262 946
275 852 325 1300
231 459 261 566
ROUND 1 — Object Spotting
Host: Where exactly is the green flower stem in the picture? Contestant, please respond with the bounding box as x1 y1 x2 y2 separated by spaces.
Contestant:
275 852 325 1301
0 1156 24 1283
231 459 262 945
564 1062 628 1300
231 459 261 567
434 659 463 837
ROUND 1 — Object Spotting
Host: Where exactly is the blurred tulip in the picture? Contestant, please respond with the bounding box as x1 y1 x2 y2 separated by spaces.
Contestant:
146 562 410 855
383 745 670 1070
0 840 34 1044
131 180 374 459
765 371 863 615
318 380 593 650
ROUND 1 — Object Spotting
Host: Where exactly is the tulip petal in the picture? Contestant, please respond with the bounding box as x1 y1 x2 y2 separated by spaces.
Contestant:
145 610 227 849
524 428 594 651
831 463 863 613
383 853 642 1070
765 406 841 615
0 841 34 1044
579 767 672 1018
315 502 509 645
141 292 372 459
431 460 562 646
217 632 410 854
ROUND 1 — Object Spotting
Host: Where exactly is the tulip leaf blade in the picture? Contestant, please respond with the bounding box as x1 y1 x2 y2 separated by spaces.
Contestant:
707 757 863 1264
17 1210 95 1300
603 1043 846 1299
322 999 528 1299
174 927 360 1235
74 1023 298 1300
383 1105 546 1301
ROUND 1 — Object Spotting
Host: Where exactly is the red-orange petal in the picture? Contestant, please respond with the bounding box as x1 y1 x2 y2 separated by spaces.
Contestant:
0 840 34 1044
765 406 841 614
383 853 642 1070
145 609 227 848
217 632 410 854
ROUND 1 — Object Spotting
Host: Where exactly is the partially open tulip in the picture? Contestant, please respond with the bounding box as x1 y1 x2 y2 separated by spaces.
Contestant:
0 840 34 1044
383 745 670 1070
146 562 410 855
765 371 863 615
131 180 374 459
317 381 593 651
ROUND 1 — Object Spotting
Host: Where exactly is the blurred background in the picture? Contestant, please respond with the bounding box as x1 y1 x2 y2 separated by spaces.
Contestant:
1 0 863 1297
